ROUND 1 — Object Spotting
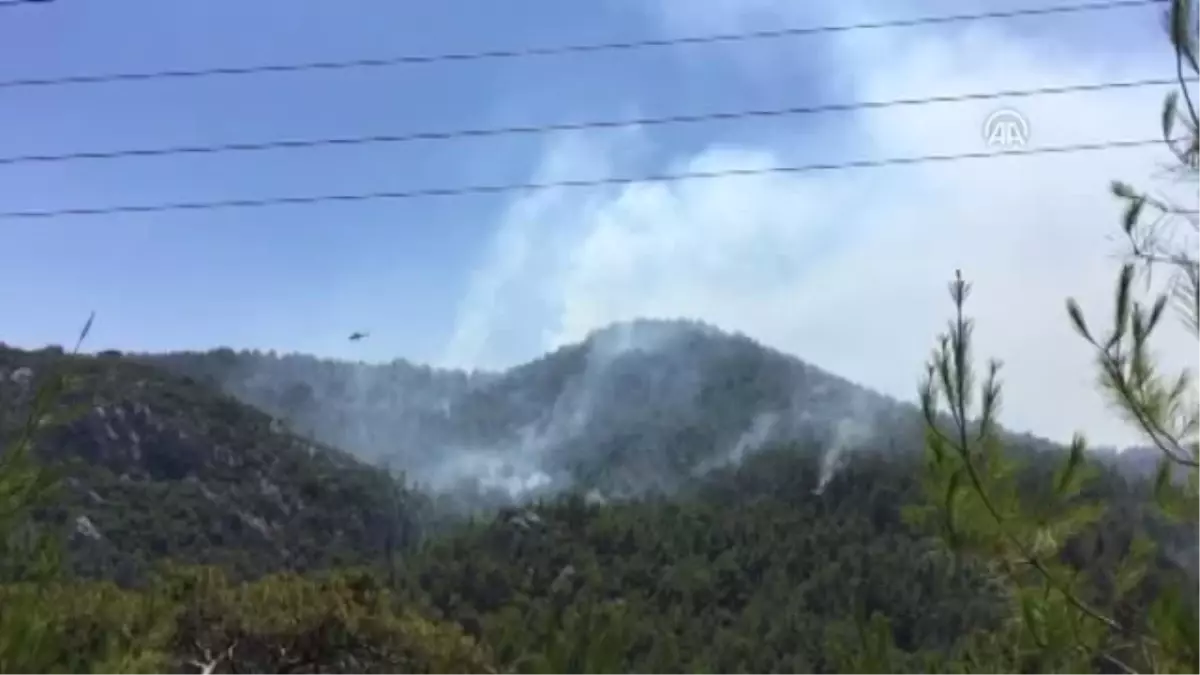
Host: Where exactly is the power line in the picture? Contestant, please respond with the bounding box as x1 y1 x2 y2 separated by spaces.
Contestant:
0 77 1175 166
0 0 1165 90
0 0 55 8
0 137 1175 220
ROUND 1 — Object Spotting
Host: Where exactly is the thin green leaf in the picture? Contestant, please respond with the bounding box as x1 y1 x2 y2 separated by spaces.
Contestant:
71 311 96 354
1163 90 1180 140
1065 299 1095 345
1122 195 1146 236
1054 435 1086 496
1146 292 1170 337
1110 180 1137 199
1113 264 1135 341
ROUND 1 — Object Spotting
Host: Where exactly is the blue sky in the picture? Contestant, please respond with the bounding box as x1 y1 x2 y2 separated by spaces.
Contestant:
0 0 1193 444
0 0 847 360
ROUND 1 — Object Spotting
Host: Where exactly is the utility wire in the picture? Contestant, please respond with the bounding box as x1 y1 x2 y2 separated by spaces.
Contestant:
0 77 1176 166
0 0 54 8
0 137 1175 220
0 0 1166 89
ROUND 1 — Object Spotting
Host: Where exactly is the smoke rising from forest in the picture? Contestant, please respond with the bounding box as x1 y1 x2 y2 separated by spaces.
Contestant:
157 319 906 510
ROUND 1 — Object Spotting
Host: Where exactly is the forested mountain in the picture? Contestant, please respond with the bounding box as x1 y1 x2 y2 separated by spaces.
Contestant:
146 319 930 504
1 319 1193 672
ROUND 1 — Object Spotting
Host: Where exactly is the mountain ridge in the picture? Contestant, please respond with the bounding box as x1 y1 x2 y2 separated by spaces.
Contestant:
139 318 929 505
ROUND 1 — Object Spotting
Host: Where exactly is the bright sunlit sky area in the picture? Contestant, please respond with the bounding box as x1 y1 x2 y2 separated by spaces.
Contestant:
0 0 1195 447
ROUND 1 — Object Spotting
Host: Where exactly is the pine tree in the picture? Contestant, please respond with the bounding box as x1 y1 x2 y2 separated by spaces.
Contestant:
911 1 1199 671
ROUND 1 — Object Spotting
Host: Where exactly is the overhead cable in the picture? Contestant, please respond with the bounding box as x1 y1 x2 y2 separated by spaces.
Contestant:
0 0 1166 89
0 0 55 8
0 137 1174 220
0 77 1175 166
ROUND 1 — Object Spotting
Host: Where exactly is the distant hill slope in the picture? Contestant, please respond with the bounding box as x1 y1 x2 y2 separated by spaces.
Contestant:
0 345 421 584
147 319 927 503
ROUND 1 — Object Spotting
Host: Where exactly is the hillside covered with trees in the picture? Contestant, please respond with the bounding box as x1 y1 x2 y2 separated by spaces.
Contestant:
1 335 1191 672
